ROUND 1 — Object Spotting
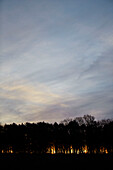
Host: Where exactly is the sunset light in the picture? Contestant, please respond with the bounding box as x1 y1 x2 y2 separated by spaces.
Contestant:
0 0 113 169
0 0 113 124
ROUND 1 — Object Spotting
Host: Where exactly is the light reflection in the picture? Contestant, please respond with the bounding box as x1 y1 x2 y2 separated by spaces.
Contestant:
1 145 109 154
46 145 109 155
1 146 13 154
105 149 108 154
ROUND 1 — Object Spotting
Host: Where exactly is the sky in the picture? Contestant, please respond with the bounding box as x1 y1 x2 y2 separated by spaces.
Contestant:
0 0 113 124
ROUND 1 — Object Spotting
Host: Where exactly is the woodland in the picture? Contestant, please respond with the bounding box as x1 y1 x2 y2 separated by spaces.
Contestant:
0 115 113 155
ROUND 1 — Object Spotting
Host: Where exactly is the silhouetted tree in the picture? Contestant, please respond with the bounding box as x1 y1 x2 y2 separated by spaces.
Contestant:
0 115 113 154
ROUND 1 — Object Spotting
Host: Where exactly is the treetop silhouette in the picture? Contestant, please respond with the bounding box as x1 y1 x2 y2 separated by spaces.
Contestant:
0 115 113 154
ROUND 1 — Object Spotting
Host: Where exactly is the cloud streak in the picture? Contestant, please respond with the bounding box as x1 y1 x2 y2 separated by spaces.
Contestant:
0 0 113 124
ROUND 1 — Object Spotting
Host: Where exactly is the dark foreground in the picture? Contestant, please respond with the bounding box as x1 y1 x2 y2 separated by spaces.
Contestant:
0 154 113 170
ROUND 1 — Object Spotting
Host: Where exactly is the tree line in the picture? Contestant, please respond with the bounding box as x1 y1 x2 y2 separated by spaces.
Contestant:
0 115 113 154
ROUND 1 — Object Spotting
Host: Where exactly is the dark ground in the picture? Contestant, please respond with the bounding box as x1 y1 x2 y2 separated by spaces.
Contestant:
0 154 113 170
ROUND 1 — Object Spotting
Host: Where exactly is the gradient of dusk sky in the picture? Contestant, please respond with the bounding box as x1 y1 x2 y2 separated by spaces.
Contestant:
0 0 113 124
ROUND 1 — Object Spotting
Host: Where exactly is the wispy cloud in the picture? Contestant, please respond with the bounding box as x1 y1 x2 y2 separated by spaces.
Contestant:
0 79 74 123
0 0 113 123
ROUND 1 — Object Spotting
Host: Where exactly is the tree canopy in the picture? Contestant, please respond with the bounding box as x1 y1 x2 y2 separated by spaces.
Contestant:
0 115 113 154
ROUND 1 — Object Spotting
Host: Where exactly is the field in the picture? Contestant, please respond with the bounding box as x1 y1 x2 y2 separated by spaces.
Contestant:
0 154 113 170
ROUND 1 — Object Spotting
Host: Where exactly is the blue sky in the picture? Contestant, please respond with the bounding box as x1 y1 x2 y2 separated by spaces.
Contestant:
0 0 113 124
